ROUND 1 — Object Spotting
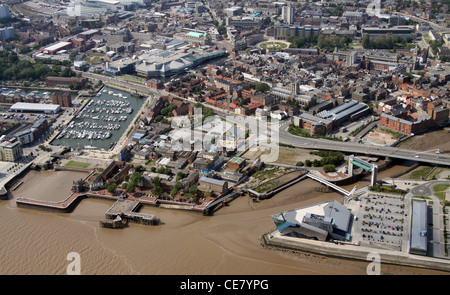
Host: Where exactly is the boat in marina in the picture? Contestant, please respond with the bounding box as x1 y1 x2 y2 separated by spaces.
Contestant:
52 87 141 148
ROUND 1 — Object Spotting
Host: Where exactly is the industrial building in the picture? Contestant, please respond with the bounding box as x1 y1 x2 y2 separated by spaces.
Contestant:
135 47 227 78
361 26 415 40
224 6 243 16
271 200 353 241
292 112 333 135
10 102 60 114
178 31 211 45
40 41 73 55
105 58 136 76
317 100 369 127
198 176 228 195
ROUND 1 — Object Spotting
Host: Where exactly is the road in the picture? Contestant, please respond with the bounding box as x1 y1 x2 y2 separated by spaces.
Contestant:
392 11 450 33
277 122 450 166
79 72 450 166
80 72 156 95
408 180 450 258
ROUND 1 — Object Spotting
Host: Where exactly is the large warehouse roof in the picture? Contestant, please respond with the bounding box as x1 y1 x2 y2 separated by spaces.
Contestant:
41 41 72 52
410 200 428 255
10 102 60 114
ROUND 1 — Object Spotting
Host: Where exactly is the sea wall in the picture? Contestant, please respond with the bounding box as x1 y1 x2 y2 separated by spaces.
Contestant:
262 231 450 273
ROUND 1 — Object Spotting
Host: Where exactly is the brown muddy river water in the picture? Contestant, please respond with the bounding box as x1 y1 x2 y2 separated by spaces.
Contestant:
0 164 446 275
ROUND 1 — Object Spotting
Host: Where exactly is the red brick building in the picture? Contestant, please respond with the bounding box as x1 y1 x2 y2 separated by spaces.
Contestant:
52 91 72 107
46 76 87 88
380 113 434 135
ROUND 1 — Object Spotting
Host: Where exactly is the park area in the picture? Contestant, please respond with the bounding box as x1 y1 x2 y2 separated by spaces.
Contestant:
258 41 289 52
434 184 450 200
65 160 91 169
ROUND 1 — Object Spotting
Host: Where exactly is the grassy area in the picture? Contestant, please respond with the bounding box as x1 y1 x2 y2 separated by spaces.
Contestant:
410 167 434 180
252 167 280 181
254 179 281 193
259 42 288 51
119 75 145 85
434 184 450 200
434 184 450 192
65 161 90 168
288 124 342 141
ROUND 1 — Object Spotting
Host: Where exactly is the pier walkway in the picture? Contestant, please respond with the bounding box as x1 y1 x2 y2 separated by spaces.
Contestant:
103 198 160 226
203 171 353 213
204 173 310 212
0 162 33 198
306 173 350 196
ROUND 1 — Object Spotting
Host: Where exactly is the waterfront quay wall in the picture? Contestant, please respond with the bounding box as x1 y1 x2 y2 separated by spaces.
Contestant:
262 231 450 273
16 193 88 213
53 166 92 173
15 191 208 213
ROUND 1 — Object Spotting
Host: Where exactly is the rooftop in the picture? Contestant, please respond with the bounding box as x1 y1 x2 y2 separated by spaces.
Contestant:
10 102 60 112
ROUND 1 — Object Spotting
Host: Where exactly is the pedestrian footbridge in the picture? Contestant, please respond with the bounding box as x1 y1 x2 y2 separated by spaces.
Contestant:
203 172 353 214
305 173 351 196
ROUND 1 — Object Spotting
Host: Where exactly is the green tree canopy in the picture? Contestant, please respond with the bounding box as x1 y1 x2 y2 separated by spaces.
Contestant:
255 82 271 93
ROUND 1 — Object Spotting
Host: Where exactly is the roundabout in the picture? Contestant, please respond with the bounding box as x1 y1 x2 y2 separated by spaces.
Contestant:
257 40 291 52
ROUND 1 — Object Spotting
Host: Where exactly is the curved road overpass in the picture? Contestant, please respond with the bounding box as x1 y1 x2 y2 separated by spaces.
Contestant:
278 124 450 166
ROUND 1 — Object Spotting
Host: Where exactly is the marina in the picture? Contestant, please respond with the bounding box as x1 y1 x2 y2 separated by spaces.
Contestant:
51 86 144 150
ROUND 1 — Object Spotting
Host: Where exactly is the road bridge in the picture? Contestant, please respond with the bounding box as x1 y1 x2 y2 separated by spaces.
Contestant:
277 124 450 166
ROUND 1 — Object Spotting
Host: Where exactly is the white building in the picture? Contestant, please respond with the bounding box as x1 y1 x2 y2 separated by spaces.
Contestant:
10 102 61 114
0 138 22 162
281 5 294 25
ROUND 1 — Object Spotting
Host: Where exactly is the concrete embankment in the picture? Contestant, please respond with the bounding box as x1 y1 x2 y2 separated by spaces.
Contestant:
262 231 450 273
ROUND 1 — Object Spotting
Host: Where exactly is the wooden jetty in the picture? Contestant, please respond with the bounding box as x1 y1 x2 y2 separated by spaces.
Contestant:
101 198 160 228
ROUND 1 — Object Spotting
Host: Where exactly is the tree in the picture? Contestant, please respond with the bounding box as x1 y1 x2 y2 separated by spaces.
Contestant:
106 183 117 194
188 185 198 195
126 182 136 193
170 188 178 197
361 34 371 49
176 172 185 181
255 82 271 93
217 25 226 35
152 176 163 196
323 164 336 173
174 181 183 191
